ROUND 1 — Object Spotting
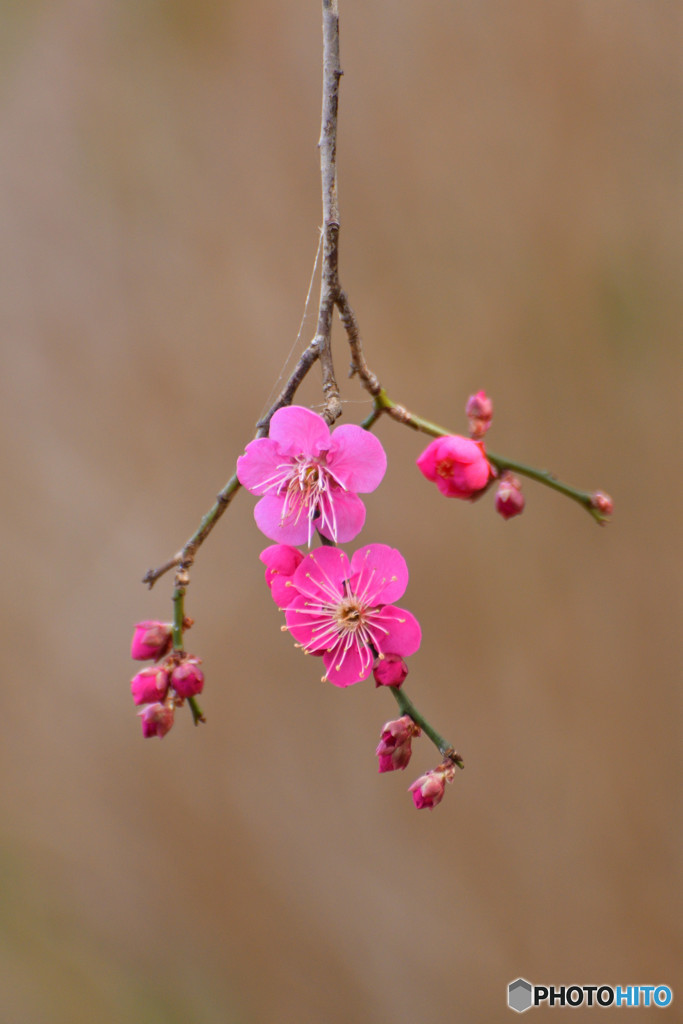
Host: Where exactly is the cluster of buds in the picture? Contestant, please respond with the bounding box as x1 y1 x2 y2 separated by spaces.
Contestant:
129 620 204 738
418 390 526 521
376 714 457 809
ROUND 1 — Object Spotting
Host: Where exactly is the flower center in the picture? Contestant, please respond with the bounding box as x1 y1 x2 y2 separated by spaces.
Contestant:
334 598 366 633
436 458 454 479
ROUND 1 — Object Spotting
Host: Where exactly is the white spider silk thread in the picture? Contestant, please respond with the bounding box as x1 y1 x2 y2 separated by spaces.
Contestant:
258 228 324 425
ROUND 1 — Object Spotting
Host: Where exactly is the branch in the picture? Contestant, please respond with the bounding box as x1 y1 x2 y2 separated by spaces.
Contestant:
143 0 348 590
390 684 464 769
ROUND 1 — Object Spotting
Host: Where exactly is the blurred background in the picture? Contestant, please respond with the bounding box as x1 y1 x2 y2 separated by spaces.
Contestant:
0 1 680 1021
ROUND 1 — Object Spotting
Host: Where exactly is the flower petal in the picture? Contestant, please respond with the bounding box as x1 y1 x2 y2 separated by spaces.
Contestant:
236 438 286 495
260 544 304 606
260 543 304 578
323 641 374 687
326 425 387 492
268 405 330 457
291 546 349 603
317 490 366 544
368 605 422 657
285 595 332 653
349 543 409 605
254 495 310 545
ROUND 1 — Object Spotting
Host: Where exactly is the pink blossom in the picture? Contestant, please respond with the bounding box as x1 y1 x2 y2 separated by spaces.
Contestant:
373 652 408 688
131 665 170 706
260 544 305 607
131 620 172 661
416 435 490 499
171 658 204 698
237 405 387 545
139 702 174 739
495 472 525 520
409 764 456 809
376 715 420 772
284 543 421 687
465 390 493 439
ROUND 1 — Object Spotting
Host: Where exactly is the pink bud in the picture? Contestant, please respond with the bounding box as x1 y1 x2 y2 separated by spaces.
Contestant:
465 390 493 439
131 620 173 661
376 715 420 773
373 653 409 688
171 658 204 698
494 472 525 520
416 435 490 499
130 665 169 706
139 702 174 739
590 491 614 519
259 544 305 607
408 763 456 809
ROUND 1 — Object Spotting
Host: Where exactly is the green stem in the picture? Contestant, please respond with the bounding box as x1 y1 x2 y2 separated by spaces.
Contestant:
485 450 605 521
390 685 464 768
172 581 205 725
187 695 205 726
172 585 185 651
362 389 609 523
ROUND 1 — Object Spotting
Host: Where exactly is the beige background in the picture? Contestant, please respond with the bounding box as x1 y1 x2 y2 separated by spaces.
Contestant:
0 1 680 1021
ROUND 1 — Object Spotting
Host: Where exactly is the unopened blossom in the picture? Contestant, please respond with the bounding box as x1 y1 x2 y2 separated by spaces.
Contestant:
139 702 174 739
409 763 456 810
416 435 490 499
171 658 204 699
494 472 525 520
465 390 493 439
590 491 614 519
260 544 305 607
131 665 169 706
376 715 420 772
237 405 387 545
373 652 408 688
284 543 421 687
131 620 172 661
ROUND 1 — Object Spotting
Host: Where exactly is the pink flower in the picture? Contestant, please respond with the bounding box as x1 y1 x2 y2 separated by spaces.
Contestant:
131 620 172 661
237 405 387 545
139 702 174 739
284 543 421 687
465 390 493 439
376 715 420 772
409 763 456 809
260 544 305 607
417 435 490 499
131 665 169 706
171 658 204 698
373 652 408 688
494 472 525 520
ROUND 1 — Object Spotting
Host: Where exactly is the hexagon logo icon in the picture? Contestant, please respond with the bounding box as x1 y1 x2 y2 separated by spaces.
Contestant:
508 978 533 1013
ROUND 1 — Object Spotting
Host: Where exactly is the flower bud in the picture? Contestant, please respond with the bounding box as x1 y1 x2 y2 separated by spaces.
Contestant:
417 435 490 499
131 620 172 661
139 702 174 739
376 715 420 772
260 544 305 607
465 390 493 439
590 491 614 520
130 665 169 706
171 657 204 698
373 653 408 688
494 472 525 520
408 763 456 809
